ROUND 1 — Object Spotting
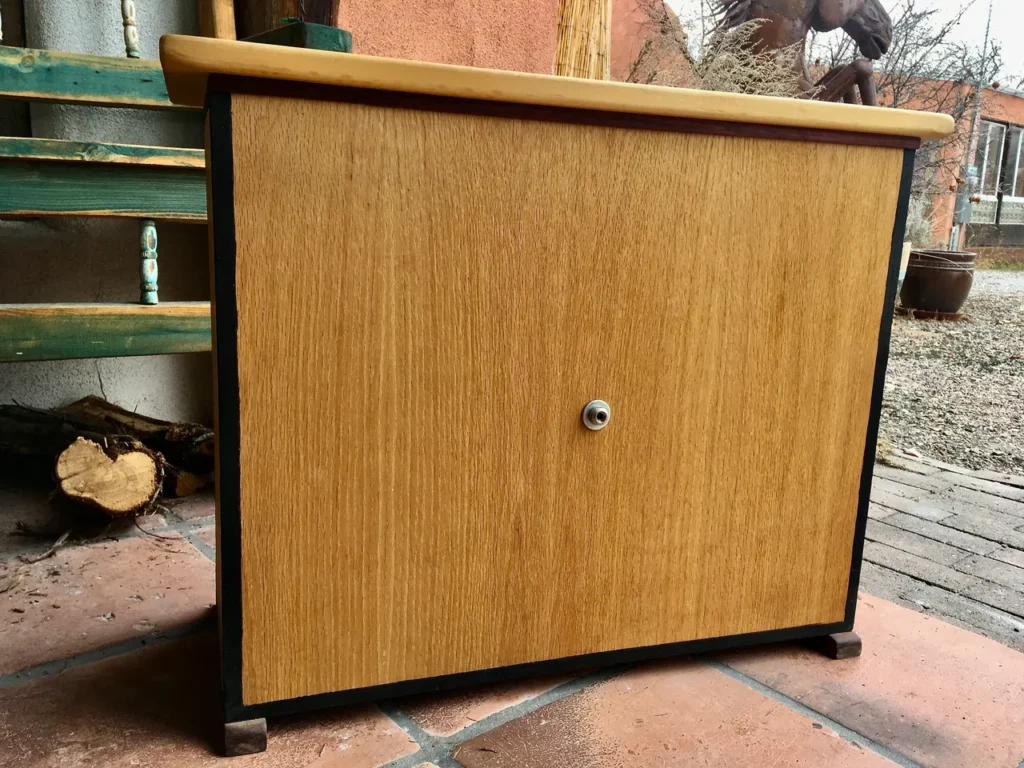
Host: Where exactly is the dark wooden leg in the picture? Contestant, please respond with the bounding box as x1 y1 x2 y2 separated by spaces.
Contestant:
223 718 267 756
812 631 862 660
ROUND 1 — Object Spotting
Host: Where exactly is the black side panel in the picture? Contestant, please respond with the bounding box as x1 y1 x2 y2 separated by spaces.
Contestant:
206 90 245 722
845 147 916 625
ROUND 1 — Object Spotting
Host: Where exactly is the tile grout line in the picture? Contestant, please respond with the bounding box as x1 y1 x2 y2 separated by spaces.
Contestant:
183 529 216 562
0 614 214 688
708 660 927 768
379 665 631 768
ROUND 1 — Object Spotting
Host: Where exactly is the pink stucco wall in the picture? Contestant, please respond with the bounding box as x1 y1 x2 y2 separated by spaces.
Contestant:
333 0 671 79
610 0 653 81
335 0 560 73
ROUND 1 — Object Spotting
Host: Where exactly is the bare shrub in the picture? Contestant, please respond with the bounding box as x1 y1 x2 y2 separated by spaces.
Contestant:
627 2 804 98
692 21 805 97
904 196 940 248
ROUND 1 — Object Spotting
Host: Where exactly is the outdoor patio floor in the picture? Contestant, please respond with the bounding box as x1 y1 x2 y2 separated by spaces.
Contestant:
1 457 1022 767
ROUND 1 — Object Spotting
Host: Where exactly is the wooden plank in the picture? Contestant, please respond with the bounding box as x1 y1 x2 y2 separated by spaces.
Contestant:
0 45 188 110
159 35 954 141
0 303 211 361
226 93 904 705
198 0 238 40
0 158 206 220
0 137 204 168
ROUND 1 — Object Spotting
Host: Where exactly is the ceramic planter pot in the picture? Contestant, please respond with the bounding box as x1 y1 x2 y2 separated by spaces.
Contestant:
898 249 976 315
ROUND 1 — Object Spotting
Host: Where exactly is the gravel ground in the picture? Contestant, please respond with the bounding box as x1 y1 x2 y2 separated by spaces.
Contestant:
879 270 1024 474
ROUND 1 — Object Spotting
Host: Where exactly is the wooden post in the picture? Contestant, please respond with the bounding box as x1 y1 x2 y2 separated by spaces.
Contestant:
122 1 140 58
139 219 158 304
234 1 339 39
555 0 611 79
198 0 238 40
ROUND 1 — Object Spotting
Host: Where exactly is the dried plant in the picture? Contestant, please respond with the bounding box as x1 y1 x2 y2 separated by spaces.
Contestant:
904 195 940 248
627 0 804 98
691 21 805 97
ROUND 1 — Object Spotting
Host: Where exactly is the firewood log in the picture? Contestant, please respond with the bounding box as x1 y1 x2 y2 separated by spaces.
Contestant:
58 396 214 474
55 437 164 516
0 399 213 506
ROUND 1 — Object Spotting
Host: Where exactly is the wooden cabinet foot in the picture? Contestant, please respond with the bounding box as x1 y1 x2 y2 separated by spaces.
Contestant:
812 631 862 660
223 718 267 756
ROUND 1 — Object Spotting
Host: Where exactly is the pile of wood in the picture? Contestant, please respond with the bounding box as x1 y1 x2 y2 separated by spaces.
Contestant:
0 396 214 517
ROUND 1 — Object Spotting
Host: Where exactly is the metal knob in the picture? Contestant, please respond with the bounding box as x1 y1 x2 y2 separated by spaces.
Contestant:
582 400 611 431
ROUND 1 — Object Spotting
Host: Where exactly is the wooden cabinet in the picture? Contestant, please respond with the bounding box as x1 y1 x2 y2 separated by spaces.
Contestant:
160 35 952 751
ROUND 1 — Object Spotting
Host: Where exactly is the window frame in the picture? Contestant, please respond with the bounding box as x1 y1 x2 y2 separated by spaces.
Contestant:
1004 126 1024 202
977 120 1006 201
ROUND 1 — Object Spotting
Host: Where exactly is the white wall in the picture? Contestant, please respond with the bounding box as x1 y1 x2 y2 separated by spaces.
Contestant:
0 0 213 424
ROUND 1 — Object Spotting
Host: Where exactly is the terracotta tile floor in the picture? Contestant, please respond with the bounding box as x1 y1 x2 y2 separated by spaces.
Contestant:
2 469 1023 768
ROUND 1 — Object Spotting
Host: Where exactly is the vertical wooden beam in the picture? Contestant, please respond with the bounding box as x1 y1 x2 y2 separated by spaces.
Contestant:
121 1 141 58
140 219 158 304
555 0 611 79
234 0 339 39
198 0 238 40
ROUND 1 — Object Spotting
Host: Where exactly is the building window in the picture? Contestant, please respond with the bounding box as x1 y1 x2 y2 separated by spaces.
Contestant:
974 120 1005 197
1005 126 1024 199
970 121 1024 226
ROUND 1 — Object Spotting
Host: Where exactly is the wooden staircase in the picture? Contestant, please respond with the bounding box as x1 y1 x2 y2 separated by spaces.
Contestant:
0 5 216 363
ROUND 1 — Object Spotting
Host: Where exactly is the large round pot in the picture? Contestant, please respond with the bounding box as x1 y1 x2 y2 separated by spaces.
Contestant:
898 249 976 315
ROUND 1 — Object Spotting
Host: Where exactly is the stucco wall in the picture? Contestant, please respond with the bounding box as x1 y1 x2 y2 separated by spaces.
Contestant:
0 0 212 424
335 0 560 72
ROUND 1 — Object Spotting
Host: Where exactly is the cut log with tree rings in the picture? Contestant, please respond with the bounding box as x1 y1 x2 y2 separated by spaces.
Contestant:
55 437 165 517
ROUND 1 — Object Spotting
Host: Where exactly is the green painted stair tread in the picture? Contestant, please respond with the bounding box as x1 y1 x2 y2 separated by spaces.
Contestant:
0 159 206 221
0 45 191 110
0 303 212 361
0 137 204 168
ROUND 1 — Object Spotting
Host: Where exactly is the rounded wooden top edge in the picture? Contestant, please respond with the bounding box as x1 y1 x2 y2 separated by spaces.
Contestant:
160 35 954 141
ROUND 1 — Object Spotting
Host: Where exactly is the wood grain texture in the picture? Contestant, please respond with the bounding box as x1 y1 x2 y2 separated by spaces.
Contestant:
0 137 204 168
227 93 904 704
0 302 210 361
0 159 206 220
0 45 186 110
198 0 237 40
160 35 953 141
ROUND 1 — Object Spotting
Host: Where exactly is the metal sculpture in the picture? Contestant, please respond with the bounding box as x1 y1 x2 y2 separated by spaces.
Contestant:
719 0 892 105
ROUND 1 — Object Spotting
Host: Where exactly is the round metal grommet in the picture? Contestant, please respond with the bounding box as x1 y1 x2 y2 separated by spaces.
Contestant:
582 400 611 431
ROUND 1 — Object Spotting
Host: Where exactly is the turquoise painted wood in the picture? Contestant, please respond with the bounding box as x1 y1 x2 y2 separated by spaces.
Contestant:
0 137 204 167
139 220 158 304
0 45 188 109
0 303 212 362
0 159 206 220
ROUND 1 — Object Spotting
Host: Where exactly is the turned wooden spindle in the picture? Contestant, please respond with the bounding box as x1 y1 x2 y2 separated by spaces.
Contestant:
139 219 158 304
121 1 140 58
